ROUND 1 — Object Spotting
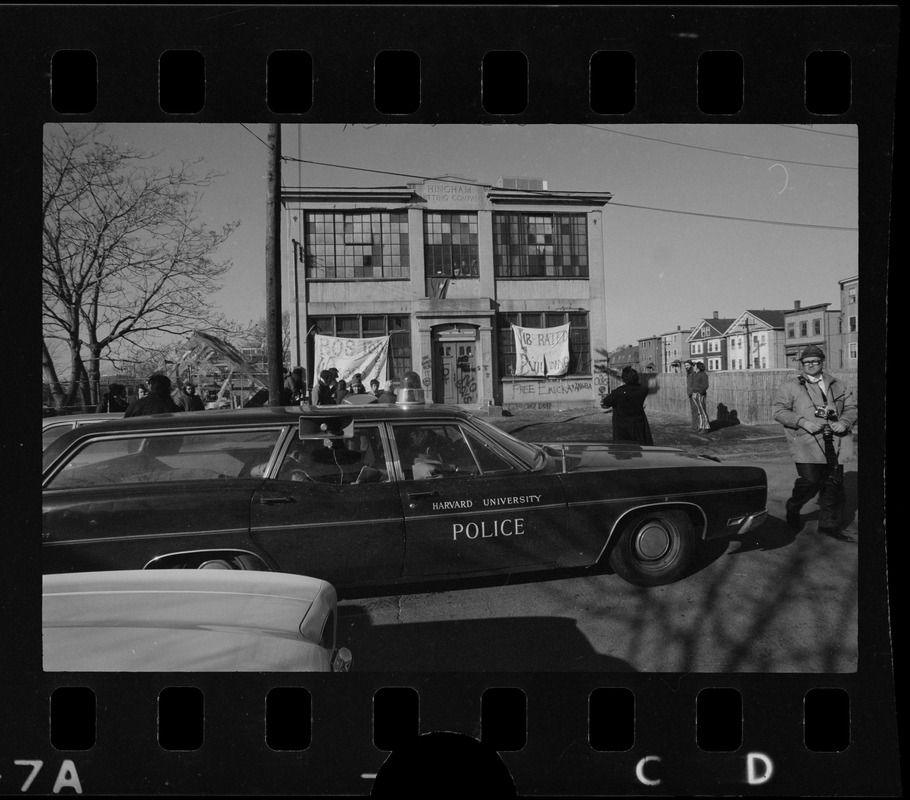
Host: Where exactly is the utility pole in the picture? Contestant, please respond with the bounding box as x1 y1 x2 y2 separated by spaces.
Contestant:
265 123 283 405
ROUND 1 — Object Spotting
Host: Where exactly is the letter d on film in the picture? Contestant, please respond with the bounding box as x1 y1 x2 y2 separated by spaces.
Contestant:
747 752 773 785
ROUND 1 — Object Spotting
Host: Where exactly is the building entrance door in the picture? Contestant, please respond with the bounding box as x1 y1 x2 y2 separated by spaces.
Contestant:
432 328 478 405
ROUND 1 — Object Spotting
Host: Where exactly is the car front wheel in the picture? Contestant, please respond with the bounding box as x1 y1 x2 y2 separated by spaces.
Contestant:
608 509 696 587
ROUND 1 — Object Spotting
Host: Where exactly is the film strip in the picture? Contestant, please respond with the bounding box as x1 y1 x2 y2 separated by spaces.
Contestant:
1 4 898 796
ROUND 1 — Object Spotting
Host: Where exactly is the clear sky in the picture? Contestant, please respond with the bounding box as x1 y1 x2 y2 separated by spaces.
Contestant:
54 122 858 352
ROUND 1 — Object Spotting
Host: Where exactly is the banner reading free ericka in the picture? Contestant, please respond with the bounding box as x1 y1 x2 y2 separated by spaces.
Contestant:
511 324 570 377
313 334 390 386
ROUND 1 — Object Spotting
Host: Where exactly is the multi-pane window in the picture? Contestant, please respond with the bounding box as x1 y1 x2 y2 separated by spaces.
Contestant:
813 318 822 335
787 323 795 339
492 213 588 277
799 321 808 337
311 315 412 380
849 315 857 332
497 311 590 378
303 211 409 279
424 213 479 278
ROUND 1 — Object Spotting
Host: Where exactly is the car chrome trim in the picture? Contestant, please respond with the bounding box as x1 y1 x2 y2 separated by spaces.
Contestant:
727 509 768 535
568 484 765 509
594 501 709 563
43 527 251 546
143 548 267 570
251 517 404 534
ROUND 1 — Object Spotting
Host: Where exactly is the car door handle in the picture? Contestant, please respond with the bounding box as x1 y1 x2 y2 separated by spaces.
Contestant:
259 492 297 505
408 491 439 500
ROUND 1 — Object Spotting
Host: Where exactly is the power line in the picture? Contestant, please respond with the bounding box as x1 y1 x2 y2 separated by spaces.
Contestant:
581 125 858 170
282 156 856 231
609 201 857 231
239 123 269 149
777 124 858 139
281 155 492 187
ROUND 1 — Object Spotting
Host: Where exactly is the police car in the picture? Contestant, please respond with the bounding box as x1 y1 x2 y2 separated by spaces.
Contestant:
42 378 767 590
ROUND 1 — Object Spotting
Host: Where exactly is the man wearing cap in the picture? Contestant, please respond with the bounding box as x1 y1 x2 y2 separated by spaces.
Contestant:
772 345 858 542
684 360 710 432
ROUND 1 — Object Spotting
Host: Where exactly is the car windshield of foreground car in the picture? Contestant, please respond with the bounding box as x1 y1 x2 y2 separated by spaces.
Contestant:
46 429 283 488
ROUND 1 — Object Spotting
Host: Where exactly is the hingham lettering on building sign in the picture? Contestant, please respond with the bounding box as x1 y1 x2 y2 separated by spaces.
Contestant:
512 324 571 377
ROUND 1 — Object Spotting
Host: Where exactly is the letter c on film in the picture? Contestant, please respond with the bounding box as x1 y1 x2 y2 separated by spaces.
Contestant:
635 756 661 786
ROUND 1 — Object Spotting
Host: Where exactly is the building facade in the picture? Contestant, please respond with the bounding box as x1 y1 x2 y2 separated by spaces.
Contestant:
637 336 662 373
660 327 692 372
837 276 858 369
783 300 840 366
725 310 788 370
281 179 612 407
687 312 735 371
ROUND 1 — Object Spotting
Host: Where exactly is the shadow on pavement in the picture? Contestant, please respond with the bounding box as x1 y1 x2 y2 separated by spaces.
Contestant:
336 611 636 672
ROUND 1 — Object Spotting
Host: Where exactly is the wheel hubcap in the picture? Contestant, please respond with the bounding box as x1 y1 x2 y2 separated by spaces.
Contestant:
635 522 673 561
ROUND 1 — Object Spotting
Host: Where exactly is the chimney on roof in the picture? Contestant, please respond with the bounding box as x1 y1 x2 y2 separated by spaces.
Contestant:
713 311 719 319
794 300 801 309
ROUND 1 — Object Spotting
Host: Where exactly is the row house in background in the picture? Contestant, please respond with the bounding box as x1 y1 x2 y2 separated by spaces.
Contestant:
281 177 612 407
838 275 858 368
782 300 841 366
637 335 662 373
608 344 639 374
661 326 692 373
687 312 736 371
725 309 789 370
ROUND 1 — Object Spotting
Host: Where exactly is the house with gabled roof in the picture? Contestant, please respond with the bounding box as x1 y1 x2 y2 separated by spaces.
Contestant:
725 309 789 370
687 311 736 371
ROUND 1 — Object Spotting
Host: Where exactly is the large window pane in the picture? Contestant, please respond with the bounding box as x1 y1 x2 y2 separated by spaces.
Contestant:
304 211 410 279
492 213 588 278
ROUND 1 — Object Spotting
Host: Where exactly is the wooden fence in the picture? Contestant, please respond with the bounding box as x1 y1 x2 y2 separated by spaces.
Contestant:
638 369 858 425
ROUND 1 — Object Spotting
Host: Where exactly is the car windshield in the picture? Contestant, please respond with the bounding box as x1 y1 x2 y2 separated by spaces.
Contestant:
467 417 547 470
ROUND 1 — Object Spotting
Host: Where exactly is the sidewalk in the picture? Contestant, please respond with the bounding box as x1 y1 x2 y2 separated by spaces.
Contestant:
489 406 794 461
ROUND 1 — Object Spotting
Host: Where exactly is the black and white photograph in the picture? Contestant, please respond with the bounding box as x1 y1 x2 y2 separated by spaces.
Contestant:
2 4 899 797
41 121 861 674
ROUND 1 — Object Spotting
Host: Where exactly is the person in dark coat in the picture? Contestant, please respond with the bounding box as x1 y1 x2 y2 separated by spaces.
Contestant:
124 374 182 417
96 383 129 413
281 367 307 405
600 366 654 445
315 370 337 405
178 382 205 411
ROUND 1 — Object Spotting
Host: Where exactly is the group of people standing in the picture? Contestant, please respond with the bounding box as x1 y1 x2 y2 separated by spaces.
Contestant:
313 367 397 405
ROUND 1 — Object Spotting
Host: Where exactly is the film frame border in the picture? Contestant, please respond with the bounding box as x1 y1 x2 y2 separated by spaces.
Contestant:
0 4 898 796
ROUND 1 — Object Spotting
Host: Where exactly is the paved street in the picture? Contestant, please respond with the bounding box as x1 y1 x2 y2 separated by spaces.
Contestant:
338 412 859 673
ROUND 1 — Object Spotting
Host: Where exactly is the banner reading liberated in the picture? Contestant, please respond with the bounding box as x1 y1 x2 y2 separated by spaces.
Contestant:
313 334 390 385
511 324 570 377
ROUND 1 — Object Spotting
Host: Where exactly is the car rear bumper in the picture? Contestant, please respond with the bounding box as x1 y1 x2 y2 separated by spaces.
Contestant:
725 509 768 536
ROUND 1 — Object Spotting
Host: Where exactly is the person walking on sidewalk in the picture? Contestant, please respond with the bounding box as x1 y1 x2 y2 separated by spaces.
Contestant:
600 366 654 445
772 345 858 542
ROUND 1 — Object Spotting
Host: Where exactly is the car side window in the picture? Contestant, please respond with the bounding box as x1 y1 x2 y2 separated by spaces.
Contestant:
47 429 282 488
462 428 516 474
276 424 389 485
393 423 481 481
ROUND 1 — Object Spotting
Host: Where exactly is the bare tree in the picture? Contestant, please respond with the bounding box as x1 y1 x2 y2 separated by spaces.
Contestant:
42 124 239 409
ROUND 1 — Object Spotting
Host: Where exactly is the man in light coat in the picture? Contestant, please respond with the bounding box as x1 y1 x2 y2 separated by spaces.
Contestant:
772 345 857 541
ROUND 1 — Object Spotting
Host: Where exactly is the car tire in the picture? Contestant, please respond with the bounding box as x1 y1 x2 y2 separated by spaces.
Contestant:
608 509 696 587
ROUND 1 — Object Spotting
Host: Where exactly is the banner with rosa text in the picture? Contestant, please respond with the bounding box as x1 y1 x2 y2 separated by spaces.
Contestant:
313 334 390 386
511 324 570 377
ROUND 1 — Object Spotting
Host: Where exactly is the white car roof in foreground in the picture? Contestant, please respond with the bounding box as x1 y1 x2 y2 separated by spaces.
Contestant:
43 570 336 672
